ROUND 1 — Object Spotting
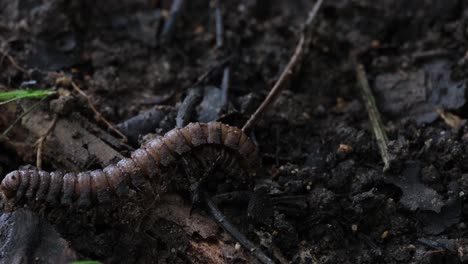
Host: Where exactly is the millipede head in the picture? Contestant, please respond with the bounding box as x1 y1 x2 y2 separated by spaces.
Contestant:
1 171 21 199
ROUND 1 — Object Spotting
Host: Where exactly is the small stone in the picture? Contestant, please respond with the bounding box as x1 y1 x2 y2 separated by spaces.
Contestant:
235 243 241 250
337 144 353 154
381 230 390 239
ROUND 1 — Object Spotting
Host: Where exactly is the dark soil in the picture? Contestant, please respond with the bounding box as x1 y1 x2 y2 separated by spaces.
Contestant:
1 0 468 263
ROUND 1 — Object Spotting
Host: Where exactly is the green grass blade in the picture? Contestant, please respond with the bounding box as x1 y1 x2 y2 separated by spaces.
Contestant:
0 89 56 105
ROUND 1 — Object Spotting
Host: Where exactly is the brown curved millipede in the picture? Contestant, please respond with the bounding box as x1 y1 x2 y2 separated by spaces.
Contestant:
0 122 259 211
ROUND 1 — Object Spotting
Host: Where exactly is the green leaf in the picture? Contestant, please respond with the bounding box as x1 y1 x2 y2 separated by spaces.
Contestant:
0 89 56 105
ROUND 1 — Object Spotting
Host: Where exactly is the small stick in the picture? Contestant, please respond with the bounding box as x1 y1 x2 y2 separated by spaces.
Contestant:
190 57 231 89
0 50 27 73
187 159 274 264
204 193 275 264
117 107 166 145
436 108 465 130
176 88 202 128
160 0 185 43
215 5 224 49
35 114 58 170
220 67 229 112
271 245 289 264
177 60 230 127
0 97 47 141
70 80 128 143
411 49 450 63
355 64 391 172
242 0 324 132
304 0 325 27
242 36 305 132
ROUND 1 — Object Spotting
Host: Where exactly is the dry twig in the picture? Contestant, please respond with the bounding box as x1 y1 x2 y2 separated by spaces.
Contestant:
436 108 465 130
355 64 391 172
70 80 128 143
176 88 202 128
189 57 231 89
35 114 58 170
0 97 47 141
215 5 224 49
242 0 324 132
183 155 273 264
160 0 185 43
0 50 27 73
204 193 275 264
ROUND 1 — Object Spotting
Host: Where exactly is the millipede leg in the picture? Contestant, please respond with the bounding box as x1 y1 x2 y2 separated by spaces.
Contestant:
181 155 221 214
180 156 205 214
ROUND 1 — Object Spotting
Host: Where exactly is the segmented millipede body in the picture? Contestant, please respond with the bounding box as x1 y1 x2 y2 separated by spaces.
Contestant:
0 122 259 211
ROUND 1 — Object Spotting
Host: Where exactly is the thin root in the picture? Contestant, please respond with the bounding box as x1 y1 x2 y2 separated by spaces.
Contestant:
242 0 324 132
70 80 128 143
35 114 58 170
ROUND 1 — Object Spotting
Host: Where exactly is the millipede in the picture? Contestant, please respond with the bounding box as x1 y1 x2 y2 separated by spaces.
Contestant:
0 122 260 211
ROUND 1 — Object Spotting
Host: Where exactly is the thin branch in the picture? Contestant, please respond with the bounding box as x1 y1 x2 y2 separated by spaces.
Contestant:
0 50 27 73
242 0 324 132
215 5 224 49
204 193 275 264
272 245 289 264
160 0 185 43
186 158 274 264
176 88 202 128
0 97 48 141
70 80 128 143
436 108 465 130
117 107 166 145
220 67 230 113
242 35 305 132
35 114 58 170
304 0 324 27
355 64 391 172
411 49 450 63
190 57 231 89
